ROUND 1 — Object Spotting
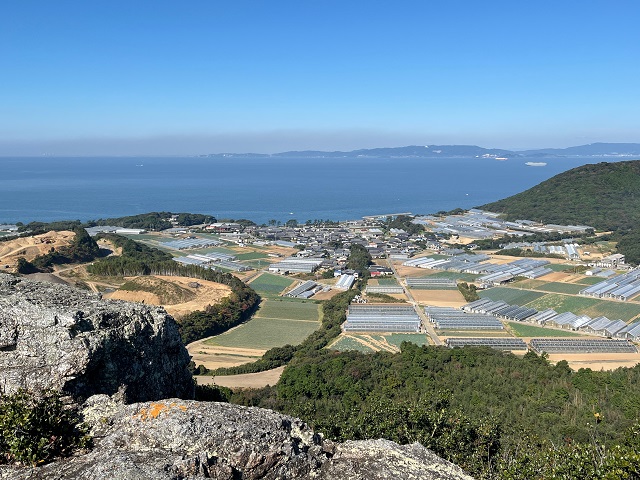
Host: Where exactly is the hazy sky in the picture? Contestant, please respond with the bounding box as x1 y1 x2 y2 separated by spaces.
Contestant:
1 1 639 155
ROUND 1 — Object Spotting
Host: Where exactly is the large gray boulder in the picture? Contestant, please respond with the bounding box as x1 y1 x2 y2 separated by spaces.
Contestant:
0 273 193 402
0 396 474 479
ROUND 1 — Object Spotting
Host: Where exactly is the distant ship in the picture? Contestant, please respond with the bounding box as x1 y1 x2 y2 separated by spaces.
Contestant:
525 162 547 167
495 157 508 161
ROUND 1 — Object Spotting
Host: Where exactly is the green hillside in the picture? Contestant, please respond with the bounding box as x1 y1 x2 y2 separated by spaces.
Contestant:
480 160 640 231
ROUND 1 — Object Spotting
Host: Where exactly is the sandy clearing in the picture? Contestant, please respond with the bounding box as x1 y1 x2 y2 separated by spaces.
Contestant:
411 289 467 307
540 272 574 282
195 366 286 389
546 353 640 371
312 289 342 301
187 337 266 370
0 230 76 270
104 275 231 317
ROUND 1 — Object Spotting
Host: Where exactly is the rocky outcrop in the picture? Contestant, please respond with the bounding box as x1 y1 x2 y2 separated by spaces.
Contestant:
0 273 193 402
1 396 473 479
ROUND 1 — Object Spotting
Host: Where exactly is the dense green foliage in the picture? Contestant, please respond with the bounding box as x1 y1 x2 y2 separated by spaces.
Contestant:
16 220 83 234
385 214 424 235
231 345 640 478
457 281 480 301
346 244 372 278
87 212 174 230
0 390 90 465
479 160 640 263
480 160 640 231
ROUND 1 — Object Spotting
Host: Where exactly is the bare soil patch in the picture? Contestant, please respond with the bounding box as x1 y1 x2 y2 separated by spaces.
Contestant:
0 230 76 271
312 289 342 301
195 366 285 389
187 336 266 370
105 275 231 317
541 272 573 282
546 352 640 371
411 289 467 307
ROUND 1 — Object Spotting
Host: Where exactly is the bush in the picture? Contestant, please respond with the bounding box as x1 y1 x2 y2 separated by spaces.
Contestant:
0 389 90 465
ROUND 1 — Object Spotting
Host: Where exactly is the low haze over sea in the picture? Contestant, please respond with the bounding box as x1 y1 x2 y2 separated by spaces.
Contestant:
0 156 623 225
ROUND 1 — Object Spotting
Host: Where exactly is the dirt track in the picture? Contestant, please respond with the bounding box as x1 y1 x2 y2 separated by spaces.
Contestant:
195 366 285 389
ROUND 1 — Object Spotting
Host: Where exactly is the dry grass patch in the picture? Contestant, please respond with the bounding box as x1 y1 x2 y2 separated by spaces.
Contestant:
411 289 467 307
105 275 231 317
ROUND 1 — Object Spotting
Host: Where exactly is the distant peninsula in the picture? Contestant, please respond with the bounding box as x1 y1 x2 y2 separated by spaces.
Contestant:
202 142 640 159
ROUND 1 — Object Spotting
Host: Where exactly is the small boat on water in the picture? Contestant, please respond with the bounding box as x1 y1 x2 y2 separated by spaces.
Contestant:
525 162 547 167
495 157 508 161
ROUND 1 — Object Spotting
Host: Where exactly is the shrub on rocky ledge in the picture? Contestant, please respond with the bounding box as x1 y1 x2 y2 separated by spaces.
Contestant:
0 390 90 465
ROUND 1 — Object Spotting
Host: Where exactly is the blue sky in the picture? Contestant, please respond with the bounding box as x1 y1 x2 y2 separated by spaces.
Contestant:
1 1 639 155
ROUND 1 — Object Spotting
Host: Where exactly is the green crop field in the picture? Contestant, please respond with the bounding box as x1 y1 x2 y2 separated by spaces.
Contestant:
479 287 546 305
249 273 295 295
204 317 320 350
191 246 237 255
506 321 583 337
377 277 399 285
425 271 480 282
546 264 577 272
526 294 601 314
255 300 320 321
534 282 585 295
581 301 640 322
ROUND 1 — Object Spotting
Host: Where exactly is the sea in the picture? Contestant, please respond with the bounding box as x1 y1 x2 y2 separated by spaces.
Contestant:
0 156 620 225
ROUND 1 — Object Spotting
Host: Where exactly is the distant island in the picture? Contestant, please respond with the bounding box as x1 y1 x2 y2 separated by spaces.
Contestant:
202 142 640 159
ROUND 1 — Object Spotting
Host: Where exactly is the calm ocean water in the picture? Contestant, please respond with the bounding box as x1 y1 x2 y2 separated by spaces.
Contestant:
0 156 616 225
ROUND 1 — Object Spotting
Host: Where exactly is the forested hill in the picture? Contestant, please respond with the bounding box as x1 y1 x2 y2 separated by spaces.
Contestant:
479 160 640 232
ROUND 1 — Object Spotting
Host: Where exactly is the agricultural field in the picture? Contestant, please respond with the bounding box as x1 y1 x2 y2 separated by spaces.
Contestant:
329 333 428 353
249 273 295 296
255 300 320 321
204 298 320 350
546 263 579 272
511 279 548 290
205 317 320 350
532 282 585 295
580 301 640 322
506 321 584 338
573 276 609 286
479 287 546 305
377 277 399 285
525 294 601 315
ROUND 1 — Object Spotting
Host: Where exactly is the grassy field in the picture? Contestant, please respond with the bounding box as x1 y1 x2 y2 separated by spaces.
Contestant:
329 336 377 353
255 300 320 321
533 282 585 295
204 317 319 350
479 287 546 305
249 273 295 295
506 321 584 337
581 301 640 322
377 277 399 285
526 294 601 314
547 263 578 272
329 333 429 353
